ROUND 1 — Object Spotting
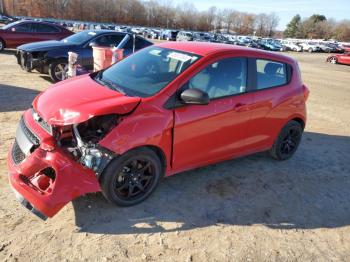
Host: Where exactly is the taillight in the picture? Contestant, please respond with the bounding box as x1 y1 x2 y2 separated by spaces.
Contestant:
302 84 310 101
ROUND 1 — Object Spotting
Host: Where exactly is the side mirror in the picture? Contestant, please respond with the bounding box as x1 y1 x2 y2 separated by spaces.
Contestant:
180 88 209 105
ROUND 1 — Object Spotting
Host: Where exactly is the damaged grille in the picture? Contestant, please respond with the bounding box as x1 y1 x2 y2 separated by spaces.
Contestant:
12 117 40 165
20 117 40 145
32 109 53 135
17 50 31 69
12 140 26 165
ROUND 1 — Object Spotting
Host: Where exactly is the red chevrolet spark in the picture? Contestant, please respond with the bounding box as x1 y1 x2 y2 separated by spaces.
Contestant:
8 42 309 219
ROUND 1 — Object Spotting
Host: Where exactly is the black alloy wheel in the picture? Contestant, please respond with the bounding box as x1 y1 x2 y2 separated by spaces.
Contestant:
270 120 303 160
100 148 162 206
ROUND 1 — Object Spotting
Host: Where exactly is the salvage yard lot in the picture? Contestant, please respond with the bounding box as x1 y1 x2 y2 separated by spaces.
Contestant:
0 49 350 261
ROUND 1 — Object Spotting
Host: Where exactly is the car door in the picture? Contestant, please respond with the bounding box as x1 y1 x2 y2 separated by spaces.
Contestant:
244 58 293 151
4 22 33 47
339 54 350 64
172 57 254 172
31 23 61 42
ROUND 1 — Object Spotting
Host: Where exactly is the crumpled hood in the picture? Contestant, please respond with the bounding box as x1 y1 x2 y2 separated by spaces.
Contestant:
33 74 141 126
17 40 76 52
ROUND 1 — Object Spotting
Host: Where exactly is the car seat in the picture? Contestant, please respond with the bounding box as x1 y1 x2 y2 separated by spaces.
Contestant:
207 59 244 98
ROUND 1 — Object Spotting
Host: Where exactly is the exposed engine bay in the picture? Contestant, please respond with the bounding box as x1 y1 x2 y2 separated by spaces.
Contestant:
55 114 120 175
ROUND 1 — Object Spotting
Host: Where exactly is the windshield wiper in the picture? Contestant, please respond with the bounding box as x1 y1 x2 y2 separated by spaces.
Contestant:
94 72 126 95
103 79 126 95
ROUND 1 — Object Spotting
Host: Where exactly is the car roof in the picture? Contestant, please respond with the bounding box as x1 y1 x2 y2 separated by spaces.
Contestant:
157 42 296 64
13 20 67 29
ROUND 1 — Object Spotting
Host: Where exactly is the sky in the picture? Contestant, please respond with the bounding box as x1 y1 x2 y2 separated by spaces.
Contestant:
172 0 350 30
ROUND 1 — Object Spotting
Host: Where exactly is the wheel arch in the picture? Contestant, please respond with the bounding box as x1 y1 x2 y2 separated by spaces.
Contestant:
116 145 167 176
143 145 167 175
290 117 305 129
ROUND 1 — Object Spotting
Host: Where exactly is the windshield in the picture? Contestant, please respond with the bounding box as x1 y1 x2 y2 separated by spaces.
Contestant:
62 31 97 44
94 47 201 97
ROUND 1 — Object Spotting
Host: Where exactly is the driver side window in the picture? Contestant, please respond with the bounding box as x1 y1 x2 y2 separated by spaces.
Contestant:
188 57 247 99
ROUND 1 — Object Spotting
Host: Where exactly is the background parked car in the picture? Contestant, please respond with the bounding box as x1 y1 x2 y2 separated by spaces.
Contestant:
246 40 264 49
300 41 320 52
340 43 350 52
16 30 153 82
160 30 179 41
327 52 350 65
283 40 302 52
176 31 193 41
317 42 333 53
326 43 344 53
258 39 282 51
144 29 161 39
131 27 143 35
192 32 211 42
0 13 18 24
0 20 73 52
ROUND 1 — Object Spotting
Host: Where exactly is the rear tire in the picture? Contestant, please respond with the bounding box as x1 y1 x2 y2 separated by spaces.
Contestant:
269 120 303 160
100 148 163 206
49 59 68 82
0 38 5 52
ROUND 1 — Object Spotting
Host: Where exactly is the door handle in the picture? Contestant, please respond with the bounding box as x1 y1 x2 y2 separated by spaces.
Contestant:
233 103 246 112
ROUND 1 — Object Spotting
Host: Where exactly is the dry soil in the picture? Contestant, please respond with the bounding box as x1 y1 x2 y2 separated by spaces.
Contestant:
0 50 350 262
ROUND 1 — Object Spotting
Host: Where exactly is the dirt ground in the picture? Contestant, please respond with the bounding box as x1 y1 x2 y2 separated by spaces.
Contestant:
0 49 350 262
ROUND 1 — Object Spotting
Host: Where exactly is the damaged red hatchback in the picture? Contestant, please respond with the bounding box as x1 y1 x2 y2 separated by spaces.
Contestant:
8 42 309 219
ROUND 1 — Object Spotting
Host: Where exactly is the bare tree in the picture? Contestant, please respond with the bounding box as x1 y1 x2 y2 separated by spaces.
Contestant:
255 13 268 36
266 12 279 37
4 0 350 41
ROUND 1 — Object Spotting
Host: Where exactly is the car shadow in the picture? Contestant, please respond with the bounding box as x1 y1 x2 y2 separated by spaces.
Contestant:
0 84 40 112
1 49 16 56
73 131 350 234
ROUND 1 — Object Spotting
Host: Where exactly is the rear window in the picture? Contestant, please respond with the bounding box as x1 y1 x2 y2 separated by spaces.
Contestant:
256 59 287 90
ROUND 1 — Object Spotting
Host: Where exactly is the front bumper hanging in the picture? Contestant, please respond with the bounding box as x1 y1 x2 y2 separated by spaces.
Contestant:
7 109 101 219
16 50 45 72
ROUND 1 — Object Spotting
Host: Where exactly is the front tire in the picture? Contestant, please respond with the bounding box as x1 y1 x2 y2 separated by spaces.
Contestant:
49 59 68 82
329 57 337 64
269 120 303 160
100 148 163 206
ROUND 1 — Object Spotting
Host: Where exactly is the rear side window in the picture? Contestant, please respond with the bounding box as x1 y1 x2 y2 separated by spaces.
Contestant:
95 34 124 47
135 37 152 50
13 23 32 32
256 59 287 90
32 23 60 33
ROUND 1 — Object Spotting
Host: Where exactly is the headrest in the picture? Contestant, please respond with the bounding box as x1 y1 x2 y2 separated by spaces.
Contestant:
216 59 243 78
264 62 282 75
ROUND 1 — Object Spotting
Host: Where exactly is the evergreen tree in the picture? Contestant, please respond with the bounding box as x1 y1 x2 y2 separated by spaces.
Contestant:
284 14 301 38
